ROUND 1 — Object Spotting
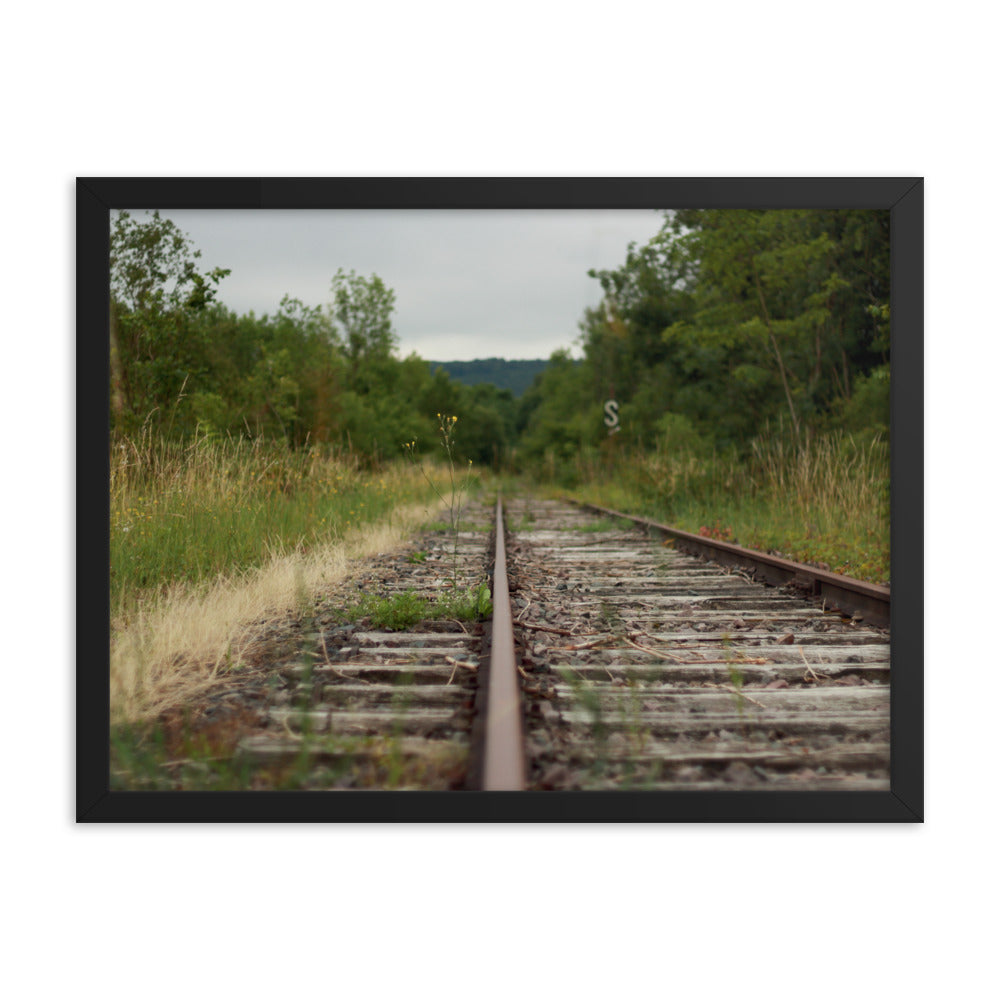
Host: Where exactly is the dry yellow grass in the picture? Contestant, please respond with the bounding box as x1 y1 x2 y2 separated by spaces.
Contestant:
110 499 444 723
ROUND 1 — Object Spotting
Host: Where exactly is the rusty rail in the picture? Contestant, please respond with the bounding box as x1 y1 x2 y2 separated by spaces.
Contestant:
564 499 890 628
482 496 526 790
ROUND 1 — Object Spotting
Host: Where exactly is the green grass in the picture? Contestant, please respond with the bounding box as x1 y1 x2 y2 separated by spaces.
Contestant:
436 580 493 621
110 430 446 617
344 582 493 630
353 590 432 630
568 431 889 585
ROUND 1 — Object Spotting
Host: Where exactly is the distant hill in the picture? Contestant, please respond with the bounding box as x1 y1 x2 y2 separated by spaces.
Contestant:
429 358 550 397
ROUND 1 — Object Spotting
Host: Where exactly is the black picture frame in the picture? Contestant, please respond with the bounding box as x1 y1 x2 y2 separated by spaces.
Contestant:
78 177 923 822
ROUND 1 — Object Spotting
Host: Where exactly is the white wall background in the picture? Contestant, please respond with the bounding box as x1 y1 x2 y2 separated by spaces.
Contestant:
3 2 991 997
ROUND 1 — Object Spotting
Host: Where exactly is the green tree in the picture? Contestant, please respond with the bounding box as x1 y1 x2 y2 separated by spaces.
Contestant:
109 211 230 435
516 208 891 468
666 208 890 443
111 210 231 314
516 350 599 475
666 209 843 442
585 227 695 398
328 268 398 375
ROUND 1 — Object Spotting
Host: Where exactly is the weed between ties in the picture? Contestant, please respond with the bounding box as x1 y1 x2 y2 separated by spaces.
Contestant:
344 585 492 631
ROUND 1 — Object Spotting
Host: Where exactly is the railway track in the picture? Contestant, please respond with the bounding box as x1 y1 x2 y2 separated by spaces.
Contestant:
233 493 891 798
504 497 889 792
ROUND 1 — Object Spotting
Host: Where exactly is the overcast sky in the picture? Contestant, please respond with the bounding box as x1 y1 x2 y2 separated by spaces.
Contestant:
158 209 664 361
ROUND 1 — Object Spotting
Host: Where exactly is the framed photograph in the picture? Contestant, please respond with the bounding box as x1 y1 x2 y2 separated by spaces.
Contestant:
78 177 922 821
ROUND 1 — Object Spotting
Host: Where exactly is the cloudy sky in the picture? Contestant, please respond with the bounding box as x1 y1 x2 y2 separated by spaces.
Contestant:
160 209 664 361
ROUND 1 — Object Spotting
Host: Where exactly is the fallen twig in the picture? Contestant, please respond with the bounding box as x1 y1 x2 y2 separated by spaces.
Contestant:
319 630 374 684
518 621 590 637
624 635 685 662
799 645 830 682
160 756 229 768
680 655 771 666
629 628 769 665
558 635 615 651
445 654 477 684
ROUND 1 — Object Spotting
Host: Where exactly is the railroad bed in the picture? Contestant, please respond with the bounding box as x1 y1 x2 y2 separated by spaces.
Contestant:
236 499 496 790
230 494 889 793
506 498 890 791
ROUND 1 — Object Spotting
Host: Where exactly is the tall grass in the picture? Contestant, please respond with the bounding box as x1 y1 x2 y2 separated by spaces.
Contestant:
109 429 456 722
111 430 443 618
569 431 890 584
747 432 889 527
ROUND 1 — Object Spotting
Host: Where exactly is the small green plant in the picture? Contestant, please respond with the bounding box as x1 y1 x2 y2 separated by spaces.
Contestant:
437 579 493 621
406 550 428 564
404 414 475 587
357 590 430 630
722 633 747 729
345 580 493 631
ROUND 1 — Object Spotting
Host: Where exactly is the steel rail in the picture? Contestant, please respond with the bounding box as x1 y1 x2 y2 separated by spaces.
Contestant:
482 495 526 790
564 498 890 628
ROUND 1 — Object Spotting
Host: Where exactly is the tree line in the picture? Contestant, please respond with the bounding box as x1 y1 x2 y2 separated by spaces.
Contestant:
516 208 890 470
429 358 550 397
109 208 889 472
109 211 517 465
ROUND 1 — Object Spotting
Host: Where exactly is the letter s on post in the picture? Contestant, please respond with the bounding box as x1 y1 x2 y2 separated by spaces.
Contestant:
603 399 620 432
